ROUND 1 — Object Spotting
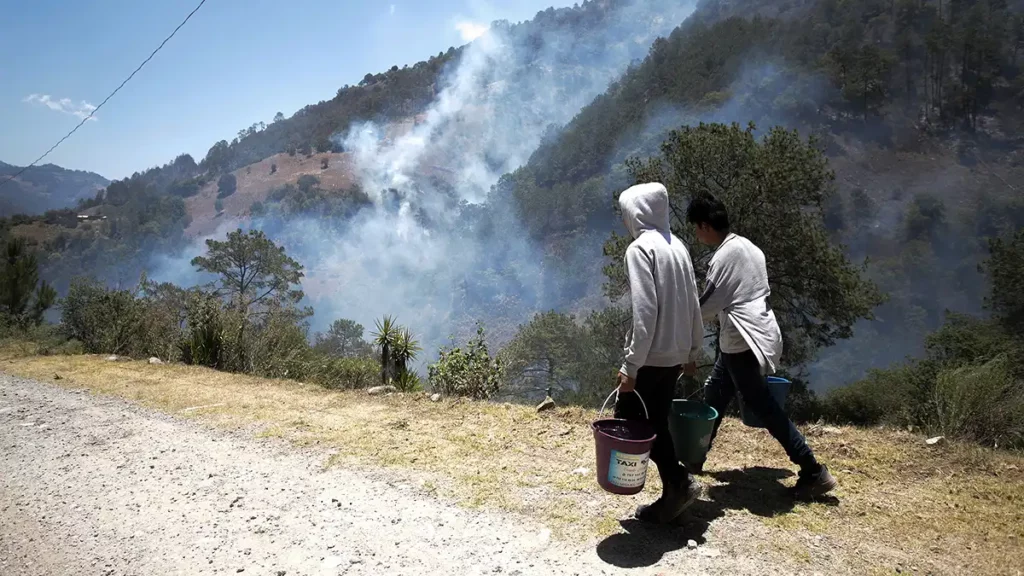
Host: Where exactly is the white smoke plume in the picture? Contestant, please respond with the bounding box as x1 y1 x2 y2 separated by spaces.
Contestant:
153 1 699 365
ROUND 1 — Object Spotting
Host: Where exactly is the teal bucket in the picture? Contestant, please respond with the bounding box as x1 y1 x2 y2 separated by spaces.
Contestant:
738 376 791 429
668 400 718 465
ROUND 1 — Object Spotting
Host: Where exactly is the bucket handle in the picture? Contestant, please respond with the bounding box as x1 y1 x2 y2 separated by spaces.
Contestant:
599 386 650 420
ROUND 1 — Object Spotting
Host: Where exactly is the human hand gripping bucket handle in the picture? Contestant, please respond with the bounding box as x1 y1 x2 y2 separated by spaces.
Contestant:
592 386 656 495
598 386 650 420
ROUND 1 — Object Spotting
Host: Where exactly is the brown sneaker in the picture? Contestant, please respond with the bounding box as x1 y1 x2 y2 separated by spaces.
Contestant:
791 464 837 500
635 479 702 524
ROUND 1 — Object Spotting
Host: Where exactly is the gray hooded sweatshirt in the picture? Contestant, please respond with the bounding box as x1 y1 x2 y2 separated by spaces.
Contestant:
618 183 704 379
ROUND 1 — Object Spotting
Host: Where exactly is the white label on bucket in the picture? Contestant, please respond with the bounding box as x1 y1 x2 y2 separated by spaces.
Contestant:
608 449 650 488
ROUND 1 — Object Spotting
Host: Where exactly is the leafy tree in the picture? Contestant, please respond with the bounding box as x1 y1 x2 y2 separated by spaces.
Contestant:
171 153 198 173
321 157 330 170
136 274 192 360
500 307 630 405
59 278 144 354
273 112 285 123
904 193 946 243
297 175 320 193
314 318 372 358
829 44 894 121
607 123 884 367
500 311 586 399
168 178 201 198
217 173 237 198
270 163 277 175
191 229 307 369
0 238 56 328
203 140 232 174
316 139 332 154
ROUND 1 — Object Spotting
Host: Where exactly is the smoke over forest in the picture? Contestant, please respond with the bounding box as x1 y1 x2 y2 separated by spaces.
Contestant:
148 1 700 365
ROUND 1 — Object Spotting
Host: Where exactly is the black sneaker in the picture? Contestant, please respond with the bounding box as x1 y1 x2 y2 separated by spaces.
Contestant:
791 464 837 500
635 480 702 524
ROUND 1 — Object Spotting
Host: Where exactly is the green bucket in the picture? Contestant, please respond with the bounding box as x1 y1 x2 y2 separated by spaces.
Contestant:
668 399 719 464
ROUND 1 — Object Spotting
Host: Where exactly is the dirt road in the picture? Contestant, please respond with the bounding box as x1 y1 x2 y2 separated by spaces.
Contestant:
0 374 782 576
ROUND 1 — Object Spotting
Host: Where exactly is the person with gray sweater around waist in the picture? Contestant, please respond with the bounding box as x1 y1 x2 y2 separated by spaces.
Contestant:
614 182 704 524
686 193 837 499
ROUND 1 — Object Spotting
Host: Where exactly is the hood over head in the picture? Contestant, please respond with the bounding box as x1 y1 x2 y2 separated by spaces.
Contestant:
618 182 671 239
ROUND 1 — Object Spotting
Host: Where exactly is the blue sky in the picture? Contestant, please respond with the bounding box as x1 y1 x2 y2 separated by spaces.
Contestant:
1 0 574 179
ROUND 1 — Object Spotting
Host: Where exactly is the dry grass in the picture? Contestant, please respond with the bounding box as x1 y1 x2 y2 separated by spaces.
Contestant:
4 353 1023 575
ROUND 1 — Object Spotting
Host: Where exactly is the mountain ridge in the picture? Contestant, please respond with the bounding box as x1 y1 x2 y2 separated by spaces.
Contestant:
0 161 109 216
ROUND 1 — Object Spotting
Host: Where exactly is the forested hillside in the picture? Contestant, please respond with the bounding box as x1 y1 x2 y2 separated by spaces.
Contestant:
500 0 1024 388
0 162 108 216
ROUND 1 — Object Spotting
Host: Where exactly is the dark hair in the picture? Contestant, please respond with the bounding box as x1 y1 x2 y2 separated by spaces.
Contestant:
686 194 730 232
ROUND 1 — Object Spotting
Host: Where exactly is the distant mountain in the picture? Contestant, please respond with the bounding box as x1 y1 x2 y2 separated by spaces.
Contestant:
0 161 109 216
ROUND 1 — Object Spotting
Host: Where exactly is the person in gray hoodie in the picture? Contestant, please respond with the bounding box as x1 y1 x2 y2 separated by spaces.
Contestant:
614 182 704 524
686 193 837 499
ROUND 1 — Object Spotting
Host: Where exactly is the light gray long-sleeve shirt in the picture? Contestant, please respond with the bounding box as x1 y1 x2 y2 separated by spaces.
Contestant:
699 233 783 374
618 183 704 379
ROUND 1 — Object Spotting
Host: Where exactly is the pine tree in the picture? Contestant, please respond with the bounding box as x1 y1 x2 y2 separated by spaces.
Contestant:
0 238 56 329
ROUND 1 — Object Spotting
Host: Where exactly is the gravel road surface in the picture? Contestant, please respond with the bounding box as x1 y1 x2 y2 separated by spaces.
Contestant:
1 374 782 576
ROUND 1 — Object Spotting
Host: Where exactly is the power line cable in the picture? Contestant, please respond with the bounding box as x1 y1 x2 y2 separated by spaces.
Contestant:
0 0 208 192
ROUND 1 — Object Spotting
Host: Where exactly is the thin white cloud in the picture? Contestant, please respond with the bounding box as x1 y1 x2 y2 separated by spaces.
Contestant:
23 93 98 121
389 4 395 15
455 21 488 42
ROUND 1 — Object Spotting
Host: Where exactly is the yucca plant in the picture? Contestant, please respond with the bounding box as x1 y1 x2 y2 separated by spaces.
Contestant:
392 328 422 391
372 315 399 386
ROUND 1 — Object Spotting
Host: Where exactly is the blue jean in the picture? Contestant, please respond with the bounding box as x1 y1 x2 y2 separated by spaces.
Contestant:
702 350 818 470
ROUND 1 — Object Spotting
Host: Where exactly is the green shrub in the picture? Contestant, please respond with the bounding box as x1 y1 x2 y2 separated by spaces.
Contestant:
428 326 503 400
56 339 85 356
784 376 823 424
821 383 884 426
821 364 920 426
60 278 145 355
238 310 311 378
179 292 224 369
217 173 237 198
934 356 1024 448
308 356 380 390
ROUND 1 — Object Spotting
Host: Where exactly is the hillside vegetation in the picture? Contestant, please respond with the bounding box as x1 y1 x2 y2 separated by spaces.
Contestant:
499 0 1024 388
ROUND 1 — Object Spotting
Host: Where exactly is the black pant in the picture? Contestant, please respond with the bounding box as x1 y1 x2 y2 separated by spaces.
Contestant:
703 350 818 470
614 365 689 488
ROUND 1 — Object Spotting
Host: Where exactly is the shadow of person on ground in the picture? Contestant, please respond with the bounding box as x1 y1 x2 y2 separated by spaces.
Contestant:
707 466 840 516
595 498 725 568
596 466 840 568
706 466 797 517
